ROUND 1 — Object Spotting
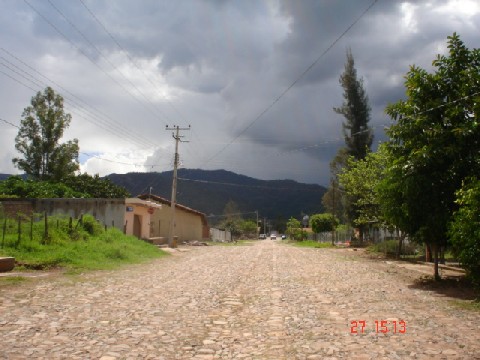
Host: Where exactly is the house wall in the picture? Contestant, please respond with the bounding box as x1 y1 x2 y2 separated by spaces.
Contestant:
150 206 204 242
124 204 152 239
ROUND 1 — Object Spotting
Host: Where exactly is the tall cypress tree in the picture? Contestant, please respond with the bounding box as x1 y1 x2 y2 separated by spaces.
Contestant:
328 49 373 239
334 48 373 160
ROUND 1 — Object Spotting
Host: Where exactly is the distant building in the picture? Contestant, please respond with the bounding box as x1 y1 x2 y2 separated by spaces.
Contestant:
129 194 209 243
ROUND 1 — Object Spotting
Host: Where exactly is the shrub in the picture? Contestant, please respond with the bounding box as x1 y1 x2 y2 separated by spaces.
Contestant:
449 178 480 292
368 239 421 257
81 215 104 236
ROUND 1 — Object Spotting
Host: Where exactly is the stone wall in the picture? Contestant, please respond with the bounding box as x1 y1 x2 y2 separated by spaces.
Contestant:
0 198 126 231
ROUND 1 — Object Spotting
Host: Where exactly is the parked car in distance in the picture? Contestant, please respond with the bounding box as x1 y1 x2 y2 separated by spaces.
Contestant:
281 234 286 240
259 234 266 239
270 234 276 240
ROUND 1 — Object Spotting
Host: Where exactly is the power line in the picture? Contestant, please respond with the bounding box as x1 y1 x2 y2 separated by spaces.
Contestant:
22 0 167 138
200 0 380 168
0 117 20 129
76 0 206 164
207 211 258 218
0 48 157 148
46 0 172 128
177 177 325 192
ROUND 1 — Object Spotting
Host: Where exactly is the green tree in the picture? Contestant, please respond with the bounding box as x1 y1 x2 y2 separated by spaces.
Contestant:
220 200 242 240
63 173 130 198
384 33 480 280
338 144 389 228
13 87 79 181
310 213 338 233
310 213 338 244
0 176 85 198
334 48 373 161
239 220 257 239
0 175 129 199
448 178 480 293
286 217 301 240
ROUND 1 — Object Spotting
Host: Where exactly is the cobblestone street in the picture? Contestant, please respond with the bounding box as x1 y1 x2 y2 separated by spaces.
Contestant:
1 240 479 359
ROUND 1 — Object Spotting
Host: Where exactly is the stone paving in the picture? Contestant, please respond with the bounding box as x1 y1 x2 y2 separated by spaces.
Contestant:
1 240 479 359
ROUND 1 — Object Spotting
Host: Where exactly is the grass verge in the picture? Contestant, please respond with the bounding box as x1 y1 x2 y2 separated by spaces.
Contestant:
0 215 167 272
289 240 335 248
0 276 27 288
449 299 480 312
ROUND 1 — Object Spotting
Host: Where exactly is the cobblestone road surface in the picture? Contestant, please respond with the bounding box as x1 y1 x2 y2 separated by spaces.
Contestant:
1 240 479 359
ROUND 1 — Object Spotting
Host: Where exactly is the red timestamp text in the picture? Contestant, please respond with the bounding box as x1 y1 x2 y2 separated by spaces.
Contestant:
350 320 407 334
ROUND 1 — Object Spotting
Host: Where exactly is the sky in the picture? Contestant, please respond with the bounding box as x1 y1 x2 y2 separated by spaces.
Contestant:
1 0 479 186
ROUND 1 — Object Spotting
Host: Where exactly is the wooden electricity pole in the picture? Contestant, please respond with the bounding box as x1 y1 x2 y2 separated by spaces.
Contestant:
166 125 190 248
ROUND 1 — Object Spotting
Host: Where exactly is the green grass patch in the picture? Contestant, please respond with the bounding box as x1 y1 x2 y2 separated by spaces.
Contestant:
0 215 167 272
289 240 334 248
449 299 480 312
367 239 423 257
0 276 27 287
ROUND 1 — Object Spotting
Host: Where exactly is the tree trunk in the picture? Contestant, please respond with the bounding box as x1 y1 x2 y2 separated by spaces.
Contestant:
396 233 404 259
425 243 432 262
439 245 446 265
432 243 441 281
358 226 364 243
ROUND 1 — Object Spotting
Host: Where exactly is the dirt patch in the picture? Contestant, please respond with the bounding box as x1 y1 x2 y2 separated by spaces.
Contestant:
337 247 478 301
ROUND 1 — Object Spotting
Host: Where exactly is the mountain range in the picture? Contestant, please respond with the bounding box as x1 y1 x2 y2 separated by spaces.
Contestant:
0 169 327 222
107 169 326 222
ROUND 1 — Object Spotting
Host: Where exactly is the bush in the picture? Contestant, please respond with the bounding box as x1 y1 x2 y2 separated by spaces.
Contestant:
449 178 480 292
368 239 421 257
81 215 104 236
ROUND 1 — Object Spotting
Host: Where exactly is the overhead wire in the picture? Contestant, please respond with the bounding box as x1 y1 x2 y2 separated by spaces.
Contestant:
22 0 169 144
0 50 157 148
76 0 205 164
77 0 204 189
46 0 173 128
0 117 20 129
177 177 325 192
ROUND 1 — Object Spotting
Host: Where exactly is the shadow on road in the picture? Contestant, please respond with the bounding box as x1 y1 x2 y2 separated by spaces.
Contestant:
407 275 477 301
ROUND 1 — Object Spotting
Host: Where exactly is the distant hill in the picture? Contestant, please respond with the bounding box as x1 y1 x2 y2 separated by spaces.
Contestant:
0 174 26 181
107 169 326 222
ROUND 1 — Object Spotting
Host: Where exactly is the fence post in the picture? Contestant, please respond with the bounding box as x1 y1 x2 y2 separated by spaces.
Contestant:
1 217 6 248
16 216 21 248
30 214 33 241
43 211 49 243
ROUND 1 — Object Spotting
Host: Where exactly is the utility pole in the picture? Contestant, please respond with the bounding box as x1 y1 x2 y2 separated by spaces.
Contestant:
331 177 336 245
166 125 190 248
